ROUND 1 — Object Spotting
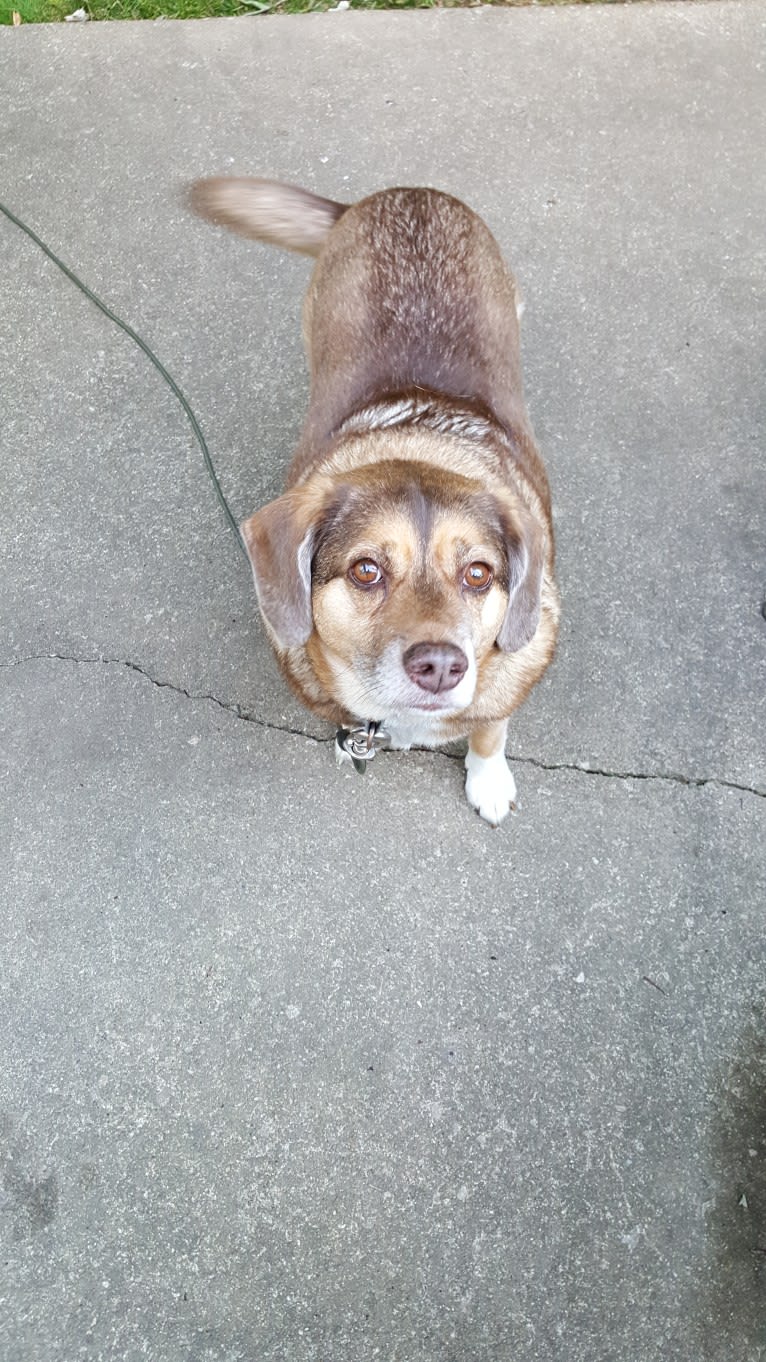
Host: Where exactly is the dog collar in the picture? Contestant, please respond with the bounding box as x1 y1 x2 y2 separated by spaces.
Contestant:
335 720 388 774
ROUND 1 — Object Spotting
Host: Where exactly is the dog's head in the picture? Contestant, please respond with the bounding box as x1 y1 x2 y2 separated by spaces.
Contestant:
241 460 544 722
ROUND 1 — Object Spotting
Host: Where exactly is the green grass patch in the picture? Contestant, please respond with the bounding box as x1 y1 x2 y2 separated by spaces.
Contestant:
1 0 432 19
1 0 623 24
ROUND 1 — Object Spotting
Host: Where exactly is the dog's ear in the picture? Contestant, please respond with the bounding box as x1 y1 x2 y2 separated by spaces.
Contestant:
240 483 329 649
495 499 546 653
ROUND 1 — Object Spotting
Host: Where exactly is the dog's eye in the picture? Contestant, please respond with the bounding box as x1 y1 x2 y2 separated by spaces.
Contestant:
463 561 493 591
349 560 383 588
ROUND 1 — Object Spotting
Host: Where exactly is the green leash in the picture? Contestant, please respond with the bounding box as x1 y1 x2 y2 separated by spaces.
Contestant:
0 198 247 560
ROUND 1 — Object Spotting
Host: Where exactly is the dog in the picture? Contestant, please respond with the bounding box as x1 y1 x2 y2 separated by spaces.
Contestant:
190 178 559 824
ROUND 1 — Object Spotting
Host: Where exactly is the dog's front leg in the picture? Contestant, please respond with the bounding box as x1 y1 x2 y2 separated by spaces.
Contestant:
464 720 517 827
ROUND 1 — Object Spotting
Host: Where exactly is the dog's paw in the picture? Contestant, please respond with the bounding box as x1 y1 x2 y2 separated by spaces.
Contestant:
464 748 518 827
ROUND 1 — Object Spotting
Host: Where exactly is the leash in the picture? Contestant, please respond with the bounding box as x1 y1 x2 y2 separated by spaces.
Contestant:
0 198 247 559
2 198 387 776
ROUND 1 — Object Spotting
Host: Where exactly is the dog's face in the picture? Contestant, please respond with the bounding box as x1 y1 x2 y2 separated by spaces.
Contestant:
241 459 544 724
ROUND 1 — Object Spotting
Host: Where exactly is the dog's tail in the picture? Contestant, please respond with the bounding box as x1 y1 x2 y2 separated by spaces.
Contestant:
189 177 348 257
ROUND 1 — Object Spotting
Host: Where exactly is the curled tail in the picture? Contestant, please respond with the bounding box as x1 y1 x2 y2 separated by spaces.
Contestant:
189 177 348 256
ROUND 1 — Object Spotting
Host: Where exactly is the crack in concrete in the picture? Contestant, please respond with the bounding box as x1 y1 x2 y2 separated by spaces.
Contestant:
506 754 764 800
3 651 764 801
1 651 316 743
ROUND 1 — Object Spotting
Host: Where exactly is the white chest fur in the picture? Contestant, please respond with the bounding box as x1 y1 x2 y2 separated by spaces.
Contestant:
380 710 457 751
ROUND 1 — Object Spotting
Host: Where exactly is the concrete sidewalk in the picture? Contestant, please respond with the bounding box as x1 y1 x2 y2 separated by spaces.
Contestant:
1 4 765 1358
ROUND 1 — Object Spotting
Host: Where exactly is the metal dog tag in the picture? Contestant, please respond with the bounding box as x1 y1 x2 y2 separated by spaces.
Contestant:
335 722 387 775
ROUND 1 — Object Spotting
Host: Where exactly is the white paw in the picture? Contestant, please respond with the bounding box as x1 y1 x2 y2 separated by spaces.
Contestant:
464 748 518 826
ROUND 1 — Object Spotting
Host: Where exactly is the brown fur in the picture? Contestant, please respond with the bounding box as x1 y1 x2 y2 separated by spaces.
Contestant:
191 179 559 752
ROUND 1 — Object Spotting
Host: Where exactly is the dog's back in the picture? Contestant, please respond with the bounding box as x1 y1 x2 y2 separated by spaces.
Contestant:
192 178 542 502
301 189 528 453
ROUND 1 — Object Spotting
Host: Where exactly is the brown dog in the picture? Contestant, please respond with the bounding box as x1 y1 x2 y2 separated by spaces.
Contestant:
190 178 559 824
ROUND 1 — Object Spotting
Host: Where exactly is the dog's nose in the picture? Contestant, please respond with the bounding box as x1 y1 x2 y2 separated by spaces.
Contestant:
403 641 468 695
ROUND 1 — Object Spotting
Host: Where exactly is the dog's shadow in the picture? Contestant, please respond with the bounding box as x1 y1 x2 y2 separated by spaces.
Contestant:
702 1006 766 1357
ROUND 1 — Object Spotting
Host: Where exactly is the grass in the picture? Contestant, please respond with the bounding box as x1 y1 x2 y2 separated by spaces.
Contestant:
1 0 621 25
2 0 278 17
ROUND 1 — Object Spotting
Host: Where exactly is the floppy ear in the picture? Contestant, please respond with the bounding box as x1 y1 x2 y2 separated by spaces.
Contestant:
495 501 546 653
240 484 327 649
